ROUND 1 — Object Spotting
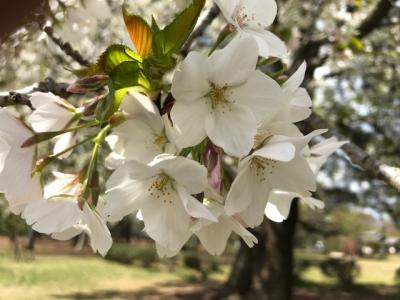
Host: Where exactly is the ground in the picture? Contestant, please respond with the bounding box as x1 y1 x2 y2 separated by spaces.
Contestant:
0 239 399 299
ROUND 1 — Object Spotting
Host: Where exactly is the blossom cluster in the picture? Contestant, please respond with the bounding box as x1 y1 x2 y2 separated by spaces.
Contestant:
0 0 346 257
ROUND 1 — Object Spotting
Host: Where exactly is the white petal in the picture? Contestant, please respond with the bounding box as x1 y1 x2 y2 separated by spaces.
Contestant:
0 136 10 173
265 191 295 222
208 35 258 87
0 152 42 213
171 52 210 104
151 155 208 194
228 216 258 247
283 62 306 92
111 120 163 163
253 140 295 162
237 188 270 228
155 233 191 258
30 92 59 108
53 132 75 158
308 138 347 174
104 179 149 222
141 189 191 250
44 172 79 198
120 92 164 133
214 0 239 24
170 100 208 149
240 0 277 28
81 204 113 257
52 227 82 240
303 197 325 210
0 108 32 142
243 30 287 59
176 185 217 222
225 161 258 216
196 218 232 255
106 160 158 189
271 156 317 194
28 101 74 133
230 70 283 122
205 103 256 157
23 199 81 234
105 152 125 170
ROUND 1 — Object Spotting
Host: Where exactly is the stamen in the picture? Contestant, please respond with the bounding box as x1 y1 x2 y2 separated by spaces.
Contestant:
153 134 167 147
147 174 173 204
209 82 229 109
251 157 277 182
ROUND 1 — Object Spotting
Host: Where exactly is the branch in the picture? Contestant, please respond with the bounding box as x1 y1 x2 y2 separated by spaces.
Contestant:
0 92 33 109
0 78 71 109
357 0 394 38
290 0 394 75
181 4 220 56
43 26 91 67
304 113 400 192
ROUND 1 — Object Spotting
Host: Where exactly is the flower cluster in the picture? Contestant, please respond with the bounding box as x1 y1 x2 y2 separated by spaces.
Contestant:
0 0 346 257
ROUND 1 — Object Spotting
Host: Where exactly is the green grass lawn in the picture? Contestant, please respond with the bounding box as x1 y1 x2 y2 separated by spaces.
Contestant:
0 251 227 300
0 249 399 300
297 250 400 286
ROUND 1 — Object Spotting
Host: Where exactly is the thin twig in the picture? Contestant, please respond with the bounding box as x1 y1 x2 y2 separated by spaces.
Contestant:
181 4 220 56
304 113 400 193
43 26 91 67
0 78 71 109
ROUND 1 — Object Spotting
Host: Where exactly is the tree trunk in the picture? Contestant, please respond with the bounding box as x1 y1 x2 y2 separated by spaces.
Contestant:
26 230 39 251
216 200 299 300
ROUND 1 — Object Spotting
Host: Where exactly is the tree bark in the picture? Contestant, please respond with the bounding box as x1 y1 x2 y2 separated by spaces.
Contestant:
26 230 39 251
216 200 299 300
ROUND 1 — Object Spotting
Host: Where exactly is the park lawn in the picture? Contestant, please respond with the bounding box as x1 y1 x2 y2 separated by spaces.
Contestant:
0 249 399 300
297 251 400 286
0 251 227 300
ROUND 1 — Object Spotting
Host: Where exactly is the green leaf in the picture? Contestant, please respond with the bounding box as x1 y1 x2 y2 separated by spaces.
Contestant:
73 45 143 77
349 37 364 52
123 8 153 57
151 16 161 33
110 61 151 90
152 0 205 55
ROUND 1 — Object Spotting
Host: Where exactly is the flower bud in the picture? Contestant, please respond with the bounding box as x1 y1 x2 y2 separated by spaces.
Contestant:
67 75 108 94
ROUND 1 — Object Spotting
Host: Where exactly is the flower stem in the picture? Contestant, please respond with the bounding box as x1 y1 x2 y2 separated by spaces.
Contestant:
32 134 97 174
81 124 111 204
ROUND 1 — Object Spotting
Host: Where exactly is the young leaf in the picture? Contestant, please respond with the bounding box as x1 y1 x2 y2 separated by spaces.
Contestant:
152 0 205 55
73 45 143 77
123 7 153 57
110 61 151 90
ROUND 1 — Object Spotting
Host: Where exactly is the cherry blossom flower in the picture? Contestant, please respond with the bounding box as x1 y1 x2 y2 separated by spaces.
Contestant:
171 36 283 157
106 92 177 167
22 172 112 256
265 138 347 222
225 130 326 227
104 154 217 252
192 190 257 255
29 92 82 158
0 109 42 214
215 0 287 58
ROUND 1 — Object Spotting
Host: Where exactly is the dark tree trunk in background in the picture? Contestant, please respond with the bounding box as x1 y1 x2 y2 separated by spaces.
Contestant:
217 200 299 300
26 230 39 251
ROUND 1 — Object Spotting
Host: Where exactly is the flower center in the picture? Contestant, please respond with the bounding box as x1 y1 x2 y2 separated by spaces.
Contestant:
153 134 167 147
209 82 228 108
233 5 250 29
251 157 277 182
148 174 174 204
